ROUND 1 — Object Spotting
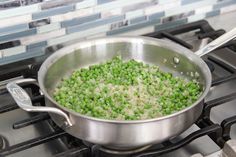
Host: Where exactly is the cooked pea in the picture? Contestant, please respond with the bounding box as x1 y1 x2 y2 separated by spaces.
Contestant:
54 56 202 120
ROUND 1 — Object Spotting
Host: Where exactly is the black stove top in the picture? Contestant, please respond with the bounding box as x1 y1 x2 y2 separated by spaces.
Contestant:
0 20 236 157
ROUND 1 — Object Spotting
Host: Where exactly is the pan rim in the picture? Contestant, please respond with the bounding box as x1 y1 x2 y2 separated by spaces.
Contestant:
38 36 212 124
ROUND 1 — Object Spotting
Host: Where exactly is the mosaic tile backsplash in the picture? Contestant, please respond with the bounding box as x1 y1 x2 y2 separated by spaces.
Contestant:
0 0 236 64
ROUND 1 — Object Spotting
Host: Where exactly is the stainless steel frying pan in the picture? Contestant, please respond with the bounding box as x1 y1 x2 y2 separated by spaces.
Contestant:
6 28 236 150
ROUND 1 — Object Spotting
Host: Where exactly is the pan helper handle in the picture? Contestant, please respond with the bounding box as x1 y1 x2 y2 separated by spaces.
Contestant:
6 79 72 127
195 27 236 57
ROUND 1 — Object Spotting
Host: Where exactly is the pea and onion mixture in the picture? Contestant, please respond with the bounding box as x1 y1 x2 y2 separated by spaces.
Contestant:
54 56 202 120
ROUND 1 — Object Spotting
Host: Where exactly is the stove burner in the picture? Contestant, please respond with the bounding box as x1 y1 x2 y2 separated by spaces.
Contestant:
98 145 152 155
82 141 152 155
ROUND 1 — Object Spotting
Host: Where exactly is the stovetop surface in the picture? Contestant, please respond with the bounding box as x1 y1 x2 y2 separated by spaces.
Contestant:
0 20 236 157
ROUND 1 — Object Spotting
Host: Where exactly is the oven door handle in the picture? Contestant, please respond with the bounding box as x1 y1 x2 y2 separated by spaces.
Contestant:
6 78 73 127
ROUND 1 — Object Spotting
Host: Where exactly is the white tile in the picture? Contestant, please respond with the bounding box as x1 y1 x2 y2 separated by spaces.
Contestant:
86 32 106 39
125 9 144 19
50 7 94 23
37 23 61 33
0 4 40 20
76 0 97 9
221 4 236 14
48 25 110 46
2 46 26 57
94 0 151 12
158 0 179 5
165 0 218 16
101 8 122 18
21 29 66 45
0 14 32 28
195 5 213 14
144 0 180 15
188 13 206 22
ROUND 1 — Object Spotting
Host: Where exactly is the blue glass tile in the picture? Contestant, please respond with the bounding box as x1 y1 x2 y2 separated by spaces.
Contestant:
61 13 101 28
97 0 115 4
0 28 36 43
67 15 124 34
0 49 44 66
213 0 236 9
26 47 46 55
41 0 78 10
205 10 220 17
155 19 187 31
148 12 165 20
27 41 47 50
130 16 146 24
181 0 203 5
0 23 28 35
32 5 75 20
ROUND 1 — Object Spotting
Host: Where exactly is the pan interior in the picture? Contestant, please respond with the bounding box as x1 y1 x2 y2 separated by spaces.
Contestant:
43 39 207 111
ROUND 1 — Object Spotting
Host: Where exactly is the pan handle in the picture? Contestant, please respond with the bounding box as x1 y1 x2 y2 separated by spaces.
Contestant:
6 78 72 127
195 27 236 57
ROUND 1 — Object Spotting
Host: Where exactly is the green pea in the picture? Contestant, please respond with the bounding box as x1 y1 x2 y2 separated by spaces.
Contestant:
54 55 202 120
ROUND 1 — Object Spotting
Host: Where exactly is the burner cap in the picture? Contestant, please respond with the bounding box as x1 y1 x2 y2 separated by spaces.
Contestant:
99 145 152 155
83 141 152 156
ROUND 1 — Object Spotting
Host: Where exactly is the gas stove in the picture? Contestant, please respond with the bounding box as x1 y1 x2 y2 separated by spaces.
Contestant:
0 20 236 157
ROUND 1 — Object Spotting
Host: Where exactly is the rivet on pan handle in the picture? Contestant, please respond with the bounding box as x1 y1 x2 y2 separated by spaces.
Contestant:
6 78 73 127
